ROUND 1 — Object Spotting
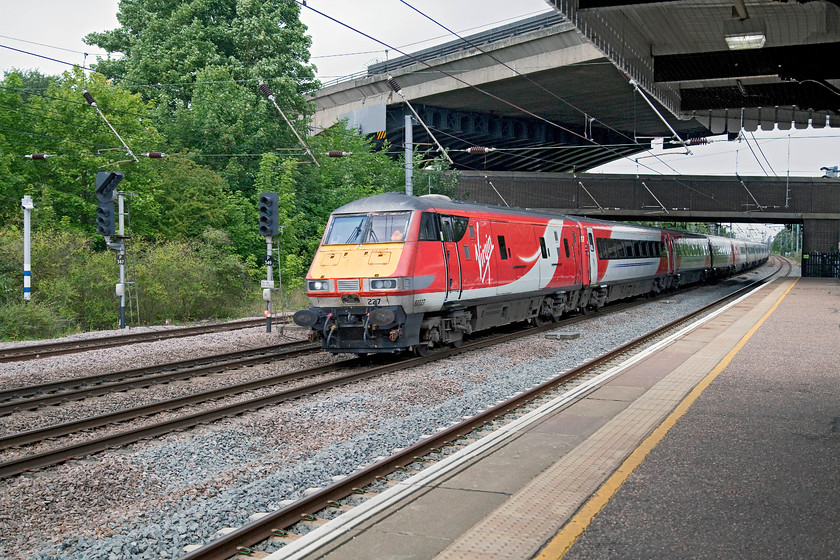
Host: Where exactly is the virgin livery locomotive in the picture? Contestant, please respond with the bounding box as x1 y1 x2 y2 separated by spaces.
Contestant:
292 193 769 355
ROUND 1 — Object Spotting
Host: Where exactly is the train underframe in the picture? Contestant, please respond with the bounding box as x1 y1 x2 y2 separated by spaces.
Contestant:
296 273 691 355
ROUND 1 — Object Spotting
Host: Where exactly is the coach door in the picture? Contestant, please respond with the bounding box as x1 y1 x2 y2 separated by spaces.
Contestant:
586 227 598 286
564 224 581 286
440 215 462 301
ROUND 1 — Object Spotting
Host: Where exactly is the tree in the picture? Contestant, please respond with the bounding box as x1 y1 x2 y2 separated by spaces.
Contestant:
84 0 319 187
0 69 163 234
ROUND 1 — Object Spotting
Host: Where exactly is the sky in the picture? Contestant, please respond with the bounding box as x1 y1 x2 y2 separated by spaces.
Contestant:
1 0 836 240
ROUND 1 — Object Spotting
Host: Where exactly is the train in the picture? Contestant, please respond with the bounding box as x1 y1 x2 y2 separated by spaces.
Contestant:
292 193 770 355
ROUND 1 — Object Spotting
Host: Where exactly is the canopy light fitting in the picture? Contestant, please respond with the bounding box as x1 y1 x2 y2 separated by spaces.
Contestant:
725 32 766 50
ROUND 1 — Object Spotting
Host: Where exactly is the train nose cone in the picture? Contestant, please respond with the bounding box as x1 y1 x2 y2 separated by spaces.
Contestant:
293 309 319 327
369 308 396 326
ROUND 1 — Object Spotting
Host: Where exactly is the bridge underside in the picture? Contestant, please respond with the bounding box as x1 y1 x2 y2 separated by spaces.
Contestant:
384 103 651 172
313 17 710 173
456 172 840 253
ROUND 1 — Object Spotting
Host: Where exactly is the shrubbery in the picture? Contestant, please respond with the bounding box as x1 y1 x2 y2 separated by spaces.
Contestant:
0 227 260 340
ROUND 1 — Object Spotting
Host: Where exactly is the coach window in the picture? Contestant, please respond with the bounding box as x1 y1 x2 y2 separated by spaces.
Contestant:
563 238 571 259
539 237 548 259
498 235 508 260
596 238 607 259
469 225 475 239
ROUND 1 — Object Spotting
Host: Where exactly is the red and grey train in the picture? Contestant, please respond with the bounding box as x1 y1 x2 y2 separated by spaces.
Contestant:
292 193 769 355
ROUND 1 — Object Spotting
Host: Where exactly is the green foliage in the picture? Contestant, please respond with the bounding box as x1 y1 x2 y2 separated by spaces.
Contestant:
0 4 459 337
772 227 799 255
0 69 163 234
0 227 258 340
85 0 319 185
134 236 253 324
0 302 70 340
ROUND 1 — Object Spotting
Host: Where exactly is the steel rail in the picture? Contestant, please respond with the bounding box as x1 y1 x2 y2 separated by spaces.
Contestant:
177 257 789 560
0 341 318 413
0 318 274 363
0 350 353 452
0 260 785 482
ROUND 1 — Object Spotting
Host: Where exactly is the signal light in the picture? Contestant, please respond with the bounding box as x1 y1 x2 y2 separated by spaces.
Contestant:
258 192 279 236
95 171 124 203
96 202 116 236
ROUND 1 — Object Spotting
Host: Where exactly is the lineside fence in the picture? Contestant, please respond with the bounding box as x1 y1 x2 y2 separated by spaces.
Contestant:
802 252 840 278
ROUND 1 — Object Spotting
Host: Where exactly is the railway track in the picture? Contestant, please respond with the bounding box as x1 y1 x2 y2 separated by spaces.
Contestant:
0 340 319 414
0 260 786 483
0 317 277 363
176 257 791 560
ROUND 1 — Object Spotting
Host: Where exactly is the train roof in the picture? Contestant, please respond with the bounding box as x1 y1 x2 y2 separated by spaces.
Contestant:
332 193 705 237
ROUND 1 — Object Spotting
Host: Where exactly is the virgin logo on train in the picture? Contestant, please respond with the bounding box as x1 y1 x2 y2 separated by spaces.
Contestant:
474 223 495 284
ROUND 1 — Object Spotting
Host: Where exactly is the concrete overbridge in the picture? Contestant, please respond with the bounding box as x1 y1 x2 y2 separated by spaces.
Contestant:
309 2 840 253
456 171 840 253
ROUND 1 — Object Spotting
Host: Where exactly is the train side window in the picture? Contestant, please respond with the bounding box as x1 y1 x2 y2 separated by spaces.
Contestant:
441 216 455 242
469 225 475 239
563 238 571 259
539 237 548 259
554 231 559 241
463 245 471 259
625 241 634 258
607 240 618 259
419 212 439 241
596 238 607 259
452 216 469 242
498 235 508 260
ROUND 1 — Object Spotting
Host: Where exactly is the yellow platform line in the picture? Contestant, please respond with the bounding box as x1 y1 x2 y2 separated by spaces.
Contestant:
537 277 799 559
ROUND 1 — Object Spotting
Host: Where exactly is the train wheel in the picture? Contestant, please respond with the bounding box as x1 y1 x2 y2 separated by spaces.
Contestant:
532 316 547 327
450 338 463 348
413 344 429 357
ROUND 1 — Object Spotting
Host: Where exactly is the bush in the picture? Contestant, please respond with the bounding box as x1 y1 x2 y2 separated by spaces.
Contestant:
0 301 71 340
134 236 254 324
0 226 262 339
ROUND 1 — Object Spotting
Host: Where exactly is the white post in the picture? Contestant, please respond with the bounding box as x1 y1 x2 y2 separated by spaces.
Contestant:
265 236 273 333
118 192 126 328
405 114 413 196
21 195 33 302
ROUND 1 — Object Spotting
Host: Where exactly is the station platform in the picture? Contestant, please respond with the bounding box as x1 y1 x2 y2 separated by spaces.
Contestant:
271 274 840 560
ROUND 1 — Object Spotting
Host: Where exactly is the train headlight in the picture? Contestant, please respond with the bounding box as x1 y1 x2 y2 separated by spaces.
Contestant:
368 278 399 290
307 279 334 292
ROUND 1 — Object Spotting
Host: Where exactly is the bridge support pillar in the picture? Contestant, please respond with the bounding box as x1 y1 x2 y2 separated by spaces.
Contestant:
803 218 840 253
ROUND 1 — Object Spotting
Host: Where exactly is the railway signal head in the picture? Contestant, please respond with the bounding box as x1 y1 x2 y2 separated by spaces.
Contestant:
258 192 279 236
96 202 116 236
95 171 124 203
